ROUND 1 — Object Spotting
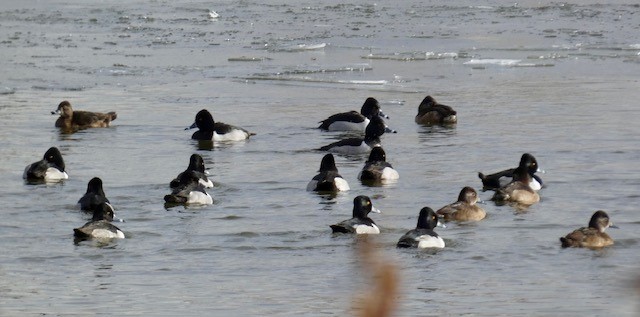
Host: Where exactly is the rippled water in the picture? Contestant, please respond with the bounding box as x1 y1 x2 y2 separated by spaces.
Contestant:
1 0 639 316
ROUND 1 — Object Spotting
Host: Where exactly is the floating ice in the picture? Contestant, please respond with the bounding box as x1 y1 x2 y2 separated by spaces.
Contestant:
463 59 521 66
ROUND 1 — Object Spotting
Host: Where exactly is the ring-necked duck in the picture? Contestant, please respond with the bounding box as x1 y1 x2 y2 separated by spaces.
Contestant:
307 153 350 192
73 202 125 240
397 207 445 248
52 100 117 130
23 147 68 182
78 177 111 212
187 109 254 141
478 153 544 191
318 97 390 132
437 187 486 221
560 210 617 248
358 147 399 183
414 96 457 125
170 154 213 189
319 115 387 155
492 166 540 205
164 171 213 205
330 195 381 234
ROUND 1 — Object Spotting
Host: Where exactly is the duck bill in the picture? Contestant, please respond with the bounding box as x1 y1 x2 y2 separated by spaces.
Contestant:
185 122 197 130
51 109 60 115
371 207 381 214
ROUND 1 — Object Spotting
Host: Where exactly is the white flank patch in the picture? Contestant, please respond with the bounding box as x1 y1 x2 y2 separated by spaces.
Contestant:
45 168 69 181
330 142 370 155
334 177 350 191
354 223 380 234
381 167 399 180
188 191 213 205
416 235 445 249
529 179 542 191
91 229 125 239
199 178 214 188
213 130 249 142
328 119 368 132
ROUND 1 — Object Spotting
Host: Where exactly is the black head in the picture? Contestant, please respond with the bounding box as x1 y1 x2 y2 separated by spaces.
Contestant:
416 207 439 230
360 97 381 118
589 210 613 232
43 147 65 171
519 153 539 174
194 109 215 130
319 153 338 172
457 186 478 204
352 195 378 218
366 146 387 163
364 115 387 140
420 95 437 107
187 154 206 173
87 177 105 195
91 202 115 221
52 100 72 115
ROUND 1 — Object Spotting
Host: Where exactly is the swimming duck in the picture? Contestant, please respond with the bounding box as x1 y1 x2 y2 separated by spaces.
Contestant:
397 207 445 249
73 202 125 240
318 97 391 132
319 115 387 155
52 100 117 130
560 210 616 248
478 153 543 191
437 187 486 221
170 154 213 189
330 195 381 234
78 177 111 212
307 153 350 192
358 147 399 183
23 147 68 182
187 109 254 141
414 95 457 125
164 170 213 205
492 166 540 205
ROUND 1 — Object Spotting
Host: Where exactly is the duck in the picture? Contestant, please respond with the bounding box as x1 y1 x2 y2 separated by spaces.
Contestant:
414 95 457 125
164 171 213 205
23 147 69 182
73 202 125 240
319 115 387 155
318 97 391 132
78 177 112 212
437 187 486 221
187 109 254 141
560 210 616 248
330 195 381 234
397 207 445 249
306 153 350 192
478 153 543 191
170 154 213 189
492 166 540 205
358 147 399 183
52 100 117 130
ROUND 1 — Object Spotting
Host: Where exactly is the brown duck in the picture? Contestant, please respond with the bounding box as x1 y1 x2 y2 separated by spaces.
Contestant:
52 100 117 130
560 210 616 248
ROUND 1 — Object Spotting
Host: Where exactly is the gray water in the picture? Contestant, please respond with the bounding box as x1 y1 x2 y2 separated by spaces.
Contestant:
1 0 640 316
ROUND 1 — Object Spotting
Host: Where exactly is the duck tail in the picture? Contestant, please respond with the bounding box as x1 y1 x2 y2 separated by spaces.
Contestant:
559 237 571 248
108 112 117 121
164 195 187 204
